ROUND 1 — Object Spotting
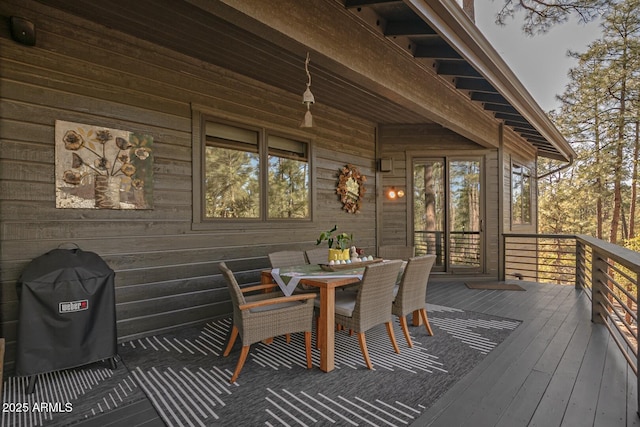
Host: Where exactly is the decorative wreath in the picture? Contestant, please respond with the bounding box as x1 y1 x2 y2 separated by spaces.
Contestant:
336 164 366 214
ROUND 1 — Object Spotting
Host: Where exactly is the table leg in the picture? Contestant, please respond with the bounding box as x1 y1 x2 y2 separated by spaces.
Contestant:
261 272 274 344
261 271 275 288
319 287 336 372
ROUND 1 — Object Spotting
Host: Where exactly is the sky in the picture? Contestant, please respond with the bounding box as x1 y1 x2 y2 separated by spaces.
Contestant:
473 2 603 112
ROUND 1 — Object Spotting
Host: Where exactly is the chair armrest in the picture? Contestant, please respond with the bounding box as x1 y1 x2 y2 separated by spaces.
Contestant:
239 293 316 310
241 283 278 293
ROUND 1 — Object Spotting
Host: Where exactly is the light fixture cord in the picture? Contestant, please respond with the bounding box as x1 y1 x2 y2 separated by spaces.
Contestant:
304 52 312 89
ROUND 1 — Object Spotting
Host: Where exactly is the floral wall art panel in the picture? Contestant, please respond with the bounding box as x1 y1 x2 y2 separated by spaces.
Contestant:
55 120 154 209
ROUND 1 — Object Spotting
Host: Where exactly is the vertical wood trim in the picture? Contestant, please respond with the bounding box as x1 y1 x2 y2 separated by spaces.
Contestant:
191 105 204 226
406 152 414 248
375 126 382 250
480 155 487 275
498 124 505 280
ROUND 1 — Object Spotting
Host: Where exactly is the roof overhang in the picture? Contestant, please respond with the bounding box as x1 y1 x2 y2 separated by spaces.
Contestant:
346 0 575 161
31 0 575 161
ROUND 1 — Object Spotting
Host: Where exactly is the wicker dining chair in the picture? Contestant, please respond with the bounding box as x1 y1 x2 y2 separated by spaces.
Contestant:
268 250 308 268
392 255 437 347
377 245 415 260
305 247 328 265
332 260 404 369
219 262 316 383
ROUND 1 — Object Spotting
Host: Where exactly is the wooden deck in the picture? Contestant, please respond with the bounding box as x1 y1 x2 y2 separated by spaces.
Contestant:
417 280 640 427
73 279 640 427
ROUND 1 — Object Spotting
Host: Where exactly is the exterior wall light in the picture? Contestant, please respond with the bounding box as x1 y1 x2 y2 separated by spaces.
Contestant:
386 187 405 199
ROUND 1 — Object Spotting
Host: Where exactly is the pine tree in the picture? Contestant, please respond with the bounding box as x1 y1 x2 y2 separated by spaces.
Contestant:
538 0 640 245
496 0 611 34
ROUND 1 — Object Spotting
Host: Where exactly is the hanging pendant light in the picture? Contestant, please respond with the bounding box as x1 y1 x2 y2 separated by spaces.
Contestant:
300 52 315 128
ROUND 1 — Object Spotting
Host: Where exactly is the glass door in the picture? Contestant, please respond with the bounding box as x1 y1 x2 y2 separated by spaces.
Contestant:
413 158 483 273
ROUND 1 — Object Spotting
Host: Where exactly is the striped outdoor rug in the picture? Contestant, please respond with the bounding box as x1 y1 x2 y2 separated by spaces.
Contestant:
1 359 146 426
1 304 520 426
119 304 519 426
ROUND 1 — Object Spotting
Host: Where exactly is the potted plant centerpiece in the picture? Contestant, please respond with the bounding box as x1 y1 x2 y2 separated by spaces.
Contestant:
316 225 353 262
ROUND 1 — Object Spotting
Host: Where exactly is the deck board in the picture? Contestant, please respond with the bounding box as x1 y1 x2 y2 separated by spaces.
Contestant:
494 290 585 426
494 370 552 427
594 338 633 426
560 325 609 426
463 293 576 425
75 398 164 427
627 367 640 426
418 280 639 427
528 304 594 426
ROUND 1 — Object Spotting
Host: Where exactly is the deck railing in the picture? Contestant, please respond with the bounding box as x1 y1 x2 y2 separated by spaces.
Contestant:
415 230 481 268
504 233 577 285
504 233 640 411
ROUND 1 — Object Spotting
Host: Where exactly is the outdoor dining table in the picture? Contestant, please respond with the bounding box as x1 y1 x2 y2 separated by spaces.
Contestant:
261 263 364 373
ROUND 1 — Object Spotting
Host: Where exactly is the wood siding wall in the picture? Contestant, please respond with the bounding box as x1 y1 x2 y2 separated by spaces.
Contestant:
0 0 379 369
378 124 500 277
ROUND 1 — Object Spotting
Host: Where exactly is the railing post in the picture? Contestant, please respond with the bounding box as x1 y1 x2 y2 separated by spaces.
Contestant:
637 271 640 418
575 239 585 290
591 249 606 324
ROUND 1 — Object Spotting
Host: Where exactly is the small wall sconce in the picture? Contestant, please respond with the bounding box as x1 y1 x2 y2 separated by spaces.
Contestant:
300 52 315 128
378 158 393 172
10 16 36 46
386 187 405 200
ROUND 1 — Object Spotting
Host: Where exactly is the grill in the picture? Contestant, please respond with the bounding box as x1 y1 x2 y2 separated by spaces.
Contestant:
15 246 117 393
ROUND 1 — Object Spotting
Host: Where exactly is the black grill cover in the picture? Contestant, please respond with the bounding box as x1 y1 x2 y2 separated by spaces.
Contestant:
15 247 117 377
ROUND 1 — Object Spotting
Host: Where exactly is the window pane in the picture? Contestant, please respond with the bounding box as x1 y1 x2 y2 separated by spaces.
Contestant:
413 161 445 261
512 164 531 225
204 122 260 218
522 167 531 223
449 160 481 268
268 136 309 219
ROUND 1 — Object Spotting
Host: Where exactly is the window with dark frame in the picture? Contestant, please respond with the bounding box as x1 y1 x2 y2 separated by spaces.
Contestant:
203 119 310 220
512 163 532 225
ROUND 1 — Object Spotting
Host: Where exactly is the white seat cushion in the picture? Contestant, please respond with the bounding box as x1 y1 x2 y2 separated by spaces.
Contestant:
334 291 357 317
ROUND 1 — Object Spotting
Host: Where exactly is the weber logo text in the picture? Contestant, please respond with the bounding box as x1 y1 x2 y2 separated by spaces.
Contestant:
59 300 88 313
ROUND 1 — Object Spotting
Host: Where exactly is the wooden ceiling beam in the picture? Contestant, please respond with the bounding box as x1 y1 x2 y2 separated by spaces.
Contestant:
470 92 510 105
504 120 535 130
414 39 462 59
436 61 482 78
517 131 544 139
536 146 562 154
455 78 496 93
344 0 402 8
484 103 519 115
494 112 529 124
512 126 541 135
384 19 436 36
527 136 549 144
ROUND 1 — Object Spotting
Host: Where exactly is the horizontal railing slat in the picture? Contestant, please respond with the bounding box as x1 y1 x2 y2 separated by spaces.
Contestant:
503 232 639 414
